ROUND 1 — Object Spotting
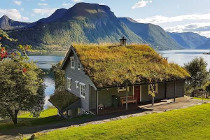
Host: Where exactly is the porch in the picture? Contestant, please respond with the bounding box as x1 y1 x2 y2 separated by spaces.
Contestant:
95 101 163 115
89 80 185 115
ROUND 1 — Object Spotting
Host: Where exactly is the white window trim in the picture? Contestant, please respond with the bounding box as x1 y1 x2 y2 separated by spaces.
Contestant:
80 83 86 98
67 77 72 91
118 87 127 92
70 57 75 69
75 81 79 88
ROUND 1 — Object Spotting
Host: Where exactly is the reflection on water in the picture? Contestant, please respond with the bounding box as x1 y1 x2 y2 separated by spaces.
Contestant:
29 49 210 108
159 50 210 70
29 55 64 108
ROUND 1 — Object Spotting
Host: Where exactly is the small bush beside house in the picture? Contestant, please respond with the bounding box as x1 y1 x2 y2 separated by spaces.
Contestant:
184 57 210 98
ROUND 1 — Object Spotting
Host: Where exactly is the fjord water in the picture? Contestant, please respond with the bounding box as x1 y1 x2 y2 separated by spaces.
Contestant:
160 50 210 70
29 49 210 107
29 55 64 108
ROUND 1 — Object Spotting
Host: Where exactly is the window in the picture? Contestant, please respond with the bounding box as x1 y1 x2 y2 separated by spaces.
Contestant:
70 57 75 69
75 81 79 88
80 83 86 98
78 62 81 70
118 87 129 92
67 77 72 90
148 83 158 93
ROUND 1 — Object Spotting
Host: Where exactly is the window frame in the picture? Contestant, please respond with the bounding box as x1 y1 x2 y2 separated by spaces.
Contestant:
80 83 86 98
148 83 158 93
75 81 79 88
78 62 81 70
67 77 72 91
70 57 75 69
118 87 128 92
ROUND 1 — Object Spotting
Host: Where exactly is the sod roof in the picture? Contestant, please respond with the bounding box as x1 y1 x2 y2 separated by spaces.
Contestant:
62 44 190 88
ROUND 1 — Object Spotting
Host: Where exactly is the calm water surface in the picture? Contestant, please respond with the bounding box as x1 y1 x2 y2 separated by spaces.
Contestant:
29 49 210 107
29 55 64 108
159 49 210 70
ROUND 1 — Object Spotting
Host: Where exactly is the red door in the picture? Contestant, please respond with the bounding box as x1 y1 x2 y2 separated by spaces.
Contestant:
134 86 140 103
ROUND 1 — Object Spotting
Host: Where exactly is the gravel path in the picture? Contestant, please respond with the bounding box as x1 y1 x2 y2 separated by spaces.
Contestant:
0 97 209 140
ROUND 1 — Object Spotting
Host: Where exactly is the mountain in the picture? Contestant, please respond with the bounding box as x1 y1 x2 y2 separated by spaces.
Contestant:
37 9 68 23
0 15 30 30
169 32 209 49
6 3 145 50
197 40 210 49
119 17 183 50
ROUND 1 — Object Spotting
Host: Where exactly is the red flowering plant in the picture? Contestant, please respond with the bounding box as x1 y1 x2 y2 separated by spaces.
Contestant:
0 47 8 60
0 30 32 74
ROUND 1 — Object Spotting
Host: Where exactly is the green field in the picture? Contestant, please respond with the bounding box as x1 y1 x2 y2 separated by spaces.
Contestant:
193 97 210 100
0 107 58 130
33 104 210 140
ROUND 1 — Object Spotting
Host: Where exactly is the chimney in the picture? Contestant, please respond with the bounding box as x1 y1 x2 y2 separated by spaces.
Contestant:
120 37 127 46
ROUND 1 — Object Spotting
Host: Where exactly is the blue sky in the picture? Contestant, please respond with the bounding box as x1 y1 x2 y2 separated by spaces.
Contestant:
1 0 210 37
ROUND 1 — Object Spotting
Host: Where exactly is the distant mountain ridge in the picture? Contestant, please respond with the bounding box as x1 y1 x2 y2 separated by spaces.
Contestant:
0 15 30 30
3 3 145 50
169 32 209 49
119 17 183 50
37 8 67 23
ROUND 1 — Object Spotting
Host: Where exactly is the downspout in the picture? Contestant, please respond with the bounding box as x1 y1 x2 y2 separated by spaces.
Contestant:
174 80 176 102
164 82 167 99
126 82 128 110
96 90 99 115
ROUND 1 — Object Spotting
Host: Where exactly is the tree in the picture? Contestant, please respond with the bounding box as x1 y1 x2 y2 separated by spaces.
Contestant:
0 30 45 125
148 80 158 106
184 57 209 96
49 61 78 117
50 61 65 90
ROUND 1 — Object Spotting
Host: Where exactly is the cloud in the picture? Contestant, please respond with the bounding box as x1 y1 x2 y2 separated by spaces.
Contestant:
33 8 57 16
165 23 210 38
14 0 22 6
72 0 82 2
22 16 29 21
135 13 210 24
62 2 73 8
132 0 152 9
0 9 22 20
38 3 48 6
135 13 210 37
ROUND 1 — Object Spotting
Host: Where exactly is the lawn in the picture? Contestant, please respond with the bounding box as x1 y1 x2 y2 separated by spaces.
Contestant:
193 97 210 100
0 107 59 130
33 103 210 140
0 107 93 131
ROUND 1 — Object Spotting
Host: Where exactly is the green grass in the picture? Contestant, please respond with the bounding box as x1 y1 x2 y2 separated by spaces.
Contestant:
33 104 210 140
193 97 210 100
0 107 59 130
18 107 58 118
0 107 94 131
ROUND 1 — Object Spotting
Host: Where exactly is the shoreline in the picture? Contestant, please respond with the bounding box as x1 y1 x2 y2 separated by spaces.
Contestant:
28 50 67 56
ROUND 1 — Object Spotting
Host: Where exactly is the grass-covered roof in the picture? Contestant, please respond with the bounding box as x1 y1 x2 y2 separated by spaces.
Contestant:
65 44 190 88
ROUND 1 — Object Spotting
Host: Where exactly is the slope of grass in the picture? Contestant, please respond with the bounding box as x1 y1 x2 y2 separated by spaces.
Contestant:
193 97 210 100
33 104 210 140
18 107 58 118
0 107 58 130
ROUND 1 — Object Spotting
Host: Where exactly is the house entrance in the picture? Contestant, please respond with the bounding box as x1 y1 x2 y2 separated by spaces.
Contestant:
134 85 140 103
